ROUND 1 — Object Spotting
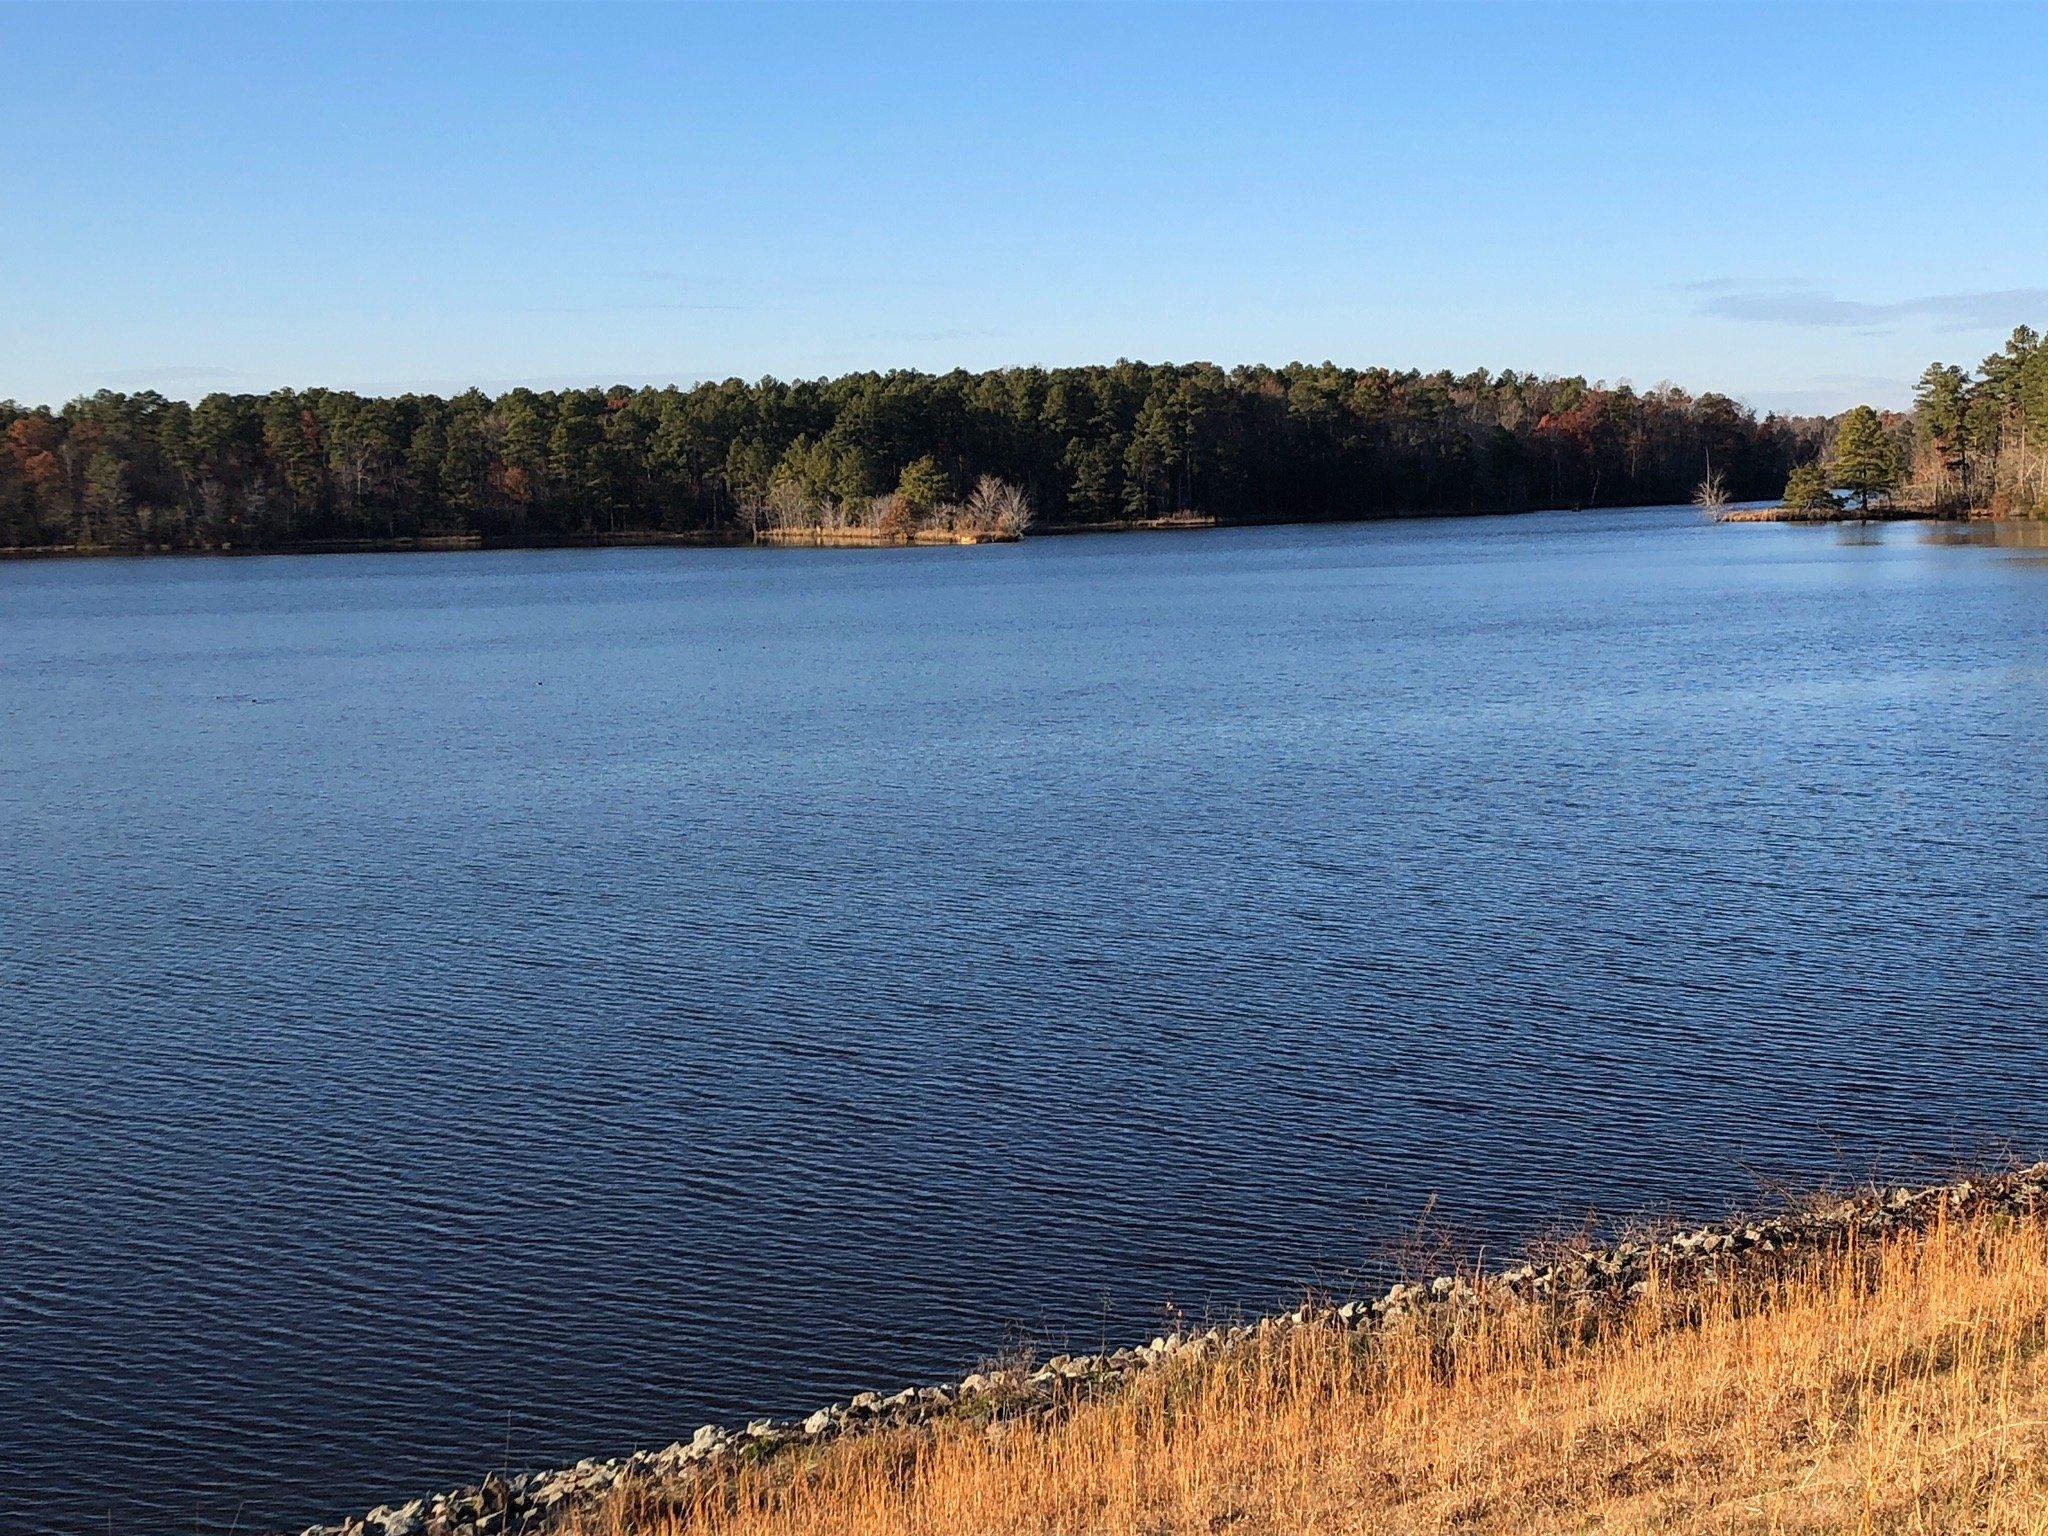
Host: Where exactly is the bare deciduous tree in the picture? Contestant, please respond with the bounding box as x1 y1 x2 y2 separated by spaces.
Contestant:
1692 466 1729 517
962 475 1033 536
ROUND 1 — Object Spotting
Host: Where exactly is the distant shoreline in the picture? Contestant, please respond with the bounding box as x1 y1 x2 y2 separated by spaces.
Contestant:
0 499 1727 565
0 529 749 562
755 526 1018 547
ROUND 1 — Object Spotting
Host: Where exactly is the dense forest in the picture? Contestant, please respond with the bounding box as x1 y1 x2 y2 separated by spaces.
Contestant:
1 363 1822 553
1909 326 2048 516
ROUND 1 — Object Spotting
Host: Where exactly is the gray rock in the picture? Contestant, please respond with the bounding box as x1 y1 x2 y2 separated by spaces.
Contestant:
286 1169 2048 1536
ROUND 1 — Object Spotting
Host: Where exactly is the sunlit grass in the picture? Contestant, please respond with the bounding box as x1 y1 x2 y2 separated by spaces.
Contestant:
569 1207 2048 1535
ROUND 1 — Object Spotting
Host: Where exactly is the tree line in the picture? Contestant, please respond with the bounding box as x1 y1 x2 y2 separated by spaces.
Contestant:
1 362 1824 553
1910 326 2048 516
1780 326 2048 518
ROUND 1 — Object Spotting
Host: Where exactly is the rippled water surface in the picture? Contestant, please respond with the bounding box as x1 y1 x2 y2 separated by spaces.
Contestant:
4 510 2047 1533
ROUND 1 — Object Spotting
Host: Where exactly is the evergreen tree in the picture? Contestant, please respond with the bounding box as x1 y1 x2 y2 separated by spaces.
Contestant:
1830 406 1899 513
261 393 327 527
549 393 606 523
894 454 950 517
1780 461 1833 515
494 391 551 512
438 395 492 522
1913 364 1971 507
723 438 775 529
82 447 130 544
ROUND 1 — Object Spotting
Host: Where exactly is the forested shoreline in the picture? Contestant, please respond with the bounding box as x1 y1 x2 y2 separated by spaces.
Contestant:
1 363 1821 555
1764 325 2048 520
1907 325 2048 516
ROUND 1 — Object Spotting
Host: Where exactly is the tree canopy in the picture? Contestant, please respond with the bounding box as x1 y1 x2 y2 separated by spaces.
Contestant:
0 362 1823 554
1830 406 1901 513
1780 461 1834 515
1907 326 2048 516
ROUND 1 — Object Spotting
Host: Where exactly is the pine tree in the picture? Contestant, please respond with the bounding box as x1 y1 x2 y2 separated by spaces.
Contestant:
494 392 551 513
1913 364 1971 509
1830 406 1899 514
1781 461 1833 516
894 455 950 518
82 447 130 544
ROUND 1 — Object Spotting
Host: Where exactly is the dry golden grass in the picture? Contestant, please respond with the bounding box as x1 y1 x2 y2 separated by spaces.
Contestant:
574 1209 2048 1536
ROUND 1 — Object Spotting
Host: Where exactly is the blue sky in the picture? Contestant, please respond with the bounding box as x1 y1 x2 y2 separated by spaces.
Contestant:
6 1 2046 413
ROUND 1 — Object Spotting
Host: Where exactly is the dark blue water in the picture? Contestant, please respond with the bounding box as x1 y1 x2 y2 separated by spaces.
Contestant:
4 509 2046 1534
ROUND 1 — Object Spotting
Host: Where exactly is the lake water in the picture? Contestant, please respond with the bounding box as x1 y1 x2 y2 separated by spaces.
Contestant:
4 509 2047 1534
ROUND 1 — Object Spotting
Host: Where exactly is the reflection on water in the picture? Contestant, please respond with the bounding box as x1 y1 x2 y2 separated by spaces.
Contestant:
1917 518 2048 554
4 506 2047 1534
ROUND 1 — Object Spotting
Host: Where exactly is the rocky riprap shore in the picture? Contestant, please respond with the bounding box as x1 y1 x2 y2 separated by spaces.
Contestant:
299 1165 2048 1536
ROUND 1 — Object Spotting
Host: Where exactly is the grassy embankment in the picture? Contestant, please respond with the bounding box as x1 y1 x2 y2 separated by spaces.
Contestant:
568 1198 2048 1536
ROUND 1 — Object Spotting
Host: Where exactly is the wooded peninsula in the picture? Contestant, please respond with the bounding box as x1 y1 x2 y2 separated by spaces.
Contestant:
1759 325 2048 521
4 331 2042 556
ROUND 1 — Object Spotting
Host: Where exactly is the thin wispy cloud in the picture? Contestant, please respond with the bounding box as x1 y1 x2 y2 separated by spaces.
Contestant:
1692 281 2048 333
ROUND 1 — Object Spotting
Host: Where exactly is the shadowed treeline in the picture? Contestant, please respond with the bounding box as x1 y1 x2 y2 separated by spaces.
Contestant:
0 363 1821 553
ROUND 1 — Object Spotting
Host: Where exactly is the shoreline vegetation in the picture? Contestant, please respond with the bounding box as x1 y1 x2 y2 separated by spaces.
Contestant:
1724 327 2048 526
1718 504 2025 525
1 361 1824 560
0 496 2034 561
0 500 1714 563
300 1166 2048 1536
10 328 2045 562
10 332 2042 562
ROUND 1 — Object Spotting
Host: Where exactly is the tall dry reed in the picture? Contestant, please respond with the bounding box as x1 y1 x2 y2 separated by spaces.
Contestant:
571 1209 2048 1535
